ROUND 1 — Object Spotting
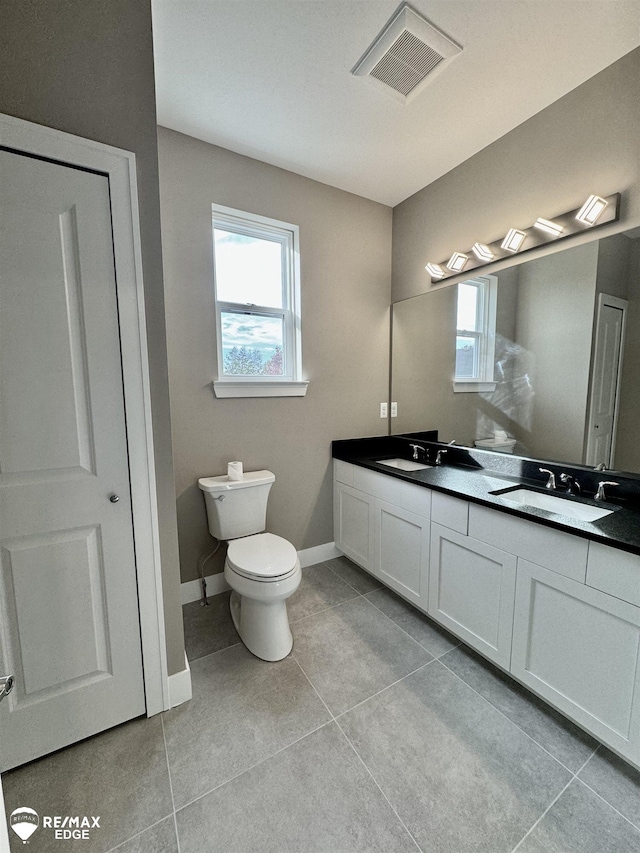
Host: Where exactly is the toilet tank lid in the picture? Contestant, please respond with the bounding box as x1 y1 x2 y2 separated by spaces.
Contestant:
198 470 275 492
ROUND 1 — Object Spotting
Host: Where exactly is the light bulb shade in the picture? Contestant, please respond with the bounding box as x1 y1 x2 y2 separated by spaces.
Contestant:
425 263 445 279
576 195 608 225
534 217 563 237
501 228 527 253
446 252 468 272
471 242 494 262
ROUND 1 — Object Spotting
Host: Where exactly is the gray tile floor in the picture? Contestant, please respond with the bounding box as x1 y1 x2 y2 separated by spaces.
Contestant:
5 556 640 852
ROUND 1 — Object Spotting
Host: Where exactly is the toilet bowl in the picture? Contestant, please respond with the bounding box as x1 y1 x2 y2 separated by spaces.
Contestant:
224 532 301 661
198 471 300 662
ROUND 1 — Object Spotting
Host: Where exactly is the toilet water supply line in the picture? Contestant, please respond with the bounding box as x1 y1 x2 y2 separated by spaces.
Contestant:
197 540 222 606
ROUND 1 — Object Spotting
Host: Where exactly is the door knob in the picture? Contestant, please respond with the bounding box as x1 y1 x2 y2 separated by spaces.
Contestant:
0 674 14 702
109 494 120 503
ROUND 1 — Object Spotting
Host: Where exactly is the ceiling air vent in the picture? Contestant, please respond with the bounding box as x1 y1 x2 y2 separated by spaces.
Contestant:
352 2 462 102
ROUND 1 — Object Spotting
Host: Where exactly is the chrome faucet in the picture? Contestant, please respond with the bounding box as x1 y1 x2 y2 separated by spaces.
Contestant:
539 468 556 490
435 448 447 465
594 481 619 502
560 473 581 496
409 443 426 461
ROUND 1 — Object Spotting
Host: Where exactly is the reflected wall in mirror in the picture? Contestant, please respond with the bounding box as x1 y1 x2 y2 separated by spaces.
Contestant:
391 231 640 474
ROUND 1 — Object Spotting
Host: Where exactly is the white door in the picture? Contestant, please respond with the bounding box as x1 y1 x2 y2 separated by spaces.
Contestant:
585 293 627 468
0 149 146 771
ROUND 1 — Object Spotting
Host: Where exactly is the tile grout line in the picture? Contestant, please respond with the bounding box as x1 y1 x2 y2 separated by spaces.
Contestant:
575 772 640 836
161 713 183 853
320 558 382 596
363 589 461 658
289 593 362 627
333 716 424 853
174 720 332 814
104 813 175 853
509 746 600 853
291 649 423 853
437 654 586 777
332 657 436 722
186 640 242 666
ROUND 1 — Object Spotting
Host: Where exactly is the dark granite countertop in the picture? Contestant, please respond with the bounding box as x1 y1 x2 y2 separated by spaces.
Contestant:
332 435 640 558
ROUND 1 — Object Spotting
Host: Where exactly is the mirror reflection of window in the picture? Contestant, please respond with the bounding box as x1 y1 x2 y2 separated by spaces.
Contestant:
454 276 497 390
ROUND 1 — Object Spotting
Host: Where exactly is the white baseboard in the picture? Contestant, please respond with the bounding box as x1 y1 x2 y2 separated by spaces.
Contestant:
180 542 341 604
298 541 341 567
167 653 192 708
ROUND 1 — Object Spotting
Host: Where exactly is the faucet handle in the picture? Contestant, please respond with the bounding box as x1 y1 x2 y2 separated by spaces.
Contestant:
595 481 619 502
409 443 423 460
539 468 556 490
435 448 448 465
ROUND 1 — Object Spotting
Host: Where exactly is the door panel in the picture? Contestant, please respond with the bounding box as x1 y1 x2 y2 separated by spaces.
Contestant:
0 149 145 770
374 499 429 607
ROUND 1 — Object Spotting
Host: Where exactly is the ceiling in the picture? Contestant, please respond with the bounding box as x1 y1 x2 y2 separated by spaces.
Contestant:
152 1 640 207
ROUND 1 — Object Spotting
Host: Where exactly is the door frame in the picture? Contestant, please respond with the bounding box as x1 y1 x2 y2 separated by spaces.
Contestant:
0 113 169 716
585 291 628 468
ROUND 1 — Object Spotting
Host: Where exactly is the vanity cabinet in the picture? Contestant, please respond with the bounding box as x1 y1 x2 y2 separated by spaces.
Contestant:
334 481 375 571
429 524 516 668
512 558 640 764
374 499 429 607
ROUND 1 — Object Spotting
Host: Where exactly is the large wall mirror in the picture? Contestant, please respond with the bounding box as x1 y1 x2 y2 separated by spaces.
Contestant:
391 230 640 474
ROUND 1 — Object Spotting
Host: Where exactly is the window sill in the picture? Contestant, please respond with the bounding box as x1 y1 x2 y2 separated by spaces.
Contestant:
453 381 497 394
213 380 309 398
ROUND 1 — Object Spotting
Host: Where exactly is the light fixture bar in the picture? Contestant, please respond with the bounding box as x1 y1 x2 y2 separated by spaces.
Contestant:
424 193 620 283
576 195 608 225
501 229 526 253
534 217 563 237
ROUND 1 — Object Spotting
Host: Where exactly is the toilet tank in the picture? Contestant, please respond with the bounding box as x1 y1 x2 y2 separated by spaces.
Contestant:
198 470 275 540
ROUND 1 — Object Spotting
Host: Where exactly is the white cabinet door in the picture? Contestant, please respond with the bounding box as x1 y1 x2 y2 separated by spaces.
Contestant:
374 499 429 608
512 559 640 764
334 482 375 571
429 524 517 668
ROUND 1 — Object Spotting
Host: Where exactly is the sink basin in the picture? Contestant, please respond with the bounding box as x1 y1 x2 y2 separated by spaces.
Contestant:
376 458 432 472
493 487 613 521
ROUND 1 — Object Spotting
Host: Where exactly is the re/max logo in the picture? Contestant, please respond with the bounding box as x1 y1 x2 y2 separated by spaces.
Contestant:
42 816 101 829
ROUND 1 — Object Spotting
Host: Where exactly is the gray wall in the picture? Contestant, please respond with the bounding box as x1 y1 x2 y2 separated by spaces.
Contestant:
0 0 185 675
157 128 392 583
392 48 640 304
515 242 598 462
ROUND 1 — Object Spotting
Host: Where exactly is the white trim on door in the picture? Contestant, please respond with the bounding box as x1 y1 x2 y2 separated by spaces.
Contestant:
0 113 173 716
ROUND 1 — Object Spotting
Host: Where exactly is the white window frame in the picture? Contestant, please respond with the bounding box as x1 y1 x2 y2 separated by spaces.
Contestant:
453 275 498 393
211 204 307 398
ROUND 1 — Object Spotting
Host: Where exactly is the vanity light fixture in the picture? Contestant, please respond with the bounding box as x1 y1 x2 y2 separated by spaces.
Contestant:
472 242 494 262
576 195 608 226
424 192 620 283
447 252 468 272
534 217 563 237
501 229 527 253
425 262 445 279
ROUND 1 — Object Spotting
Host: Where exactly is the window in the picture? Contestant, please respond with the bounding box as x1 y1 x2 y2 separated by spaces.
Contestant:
454 275 497 393
211 204 307 398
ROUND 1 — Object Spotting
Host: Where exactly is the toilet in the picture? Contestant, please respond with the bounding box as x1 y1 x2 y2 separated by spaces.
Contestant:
198 470 301 661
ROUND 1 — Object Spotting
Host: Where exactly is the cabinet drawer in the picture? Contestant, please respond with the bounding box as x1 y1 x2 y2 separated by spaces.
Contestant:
468 504 588 582
431 492 468 534
353 466 402 503
587 543 640 606
334 459 354 486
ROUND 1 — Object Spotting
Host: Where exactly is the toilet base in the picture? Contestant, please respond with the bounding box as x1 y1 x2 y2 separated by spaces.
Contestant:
229 589 294 662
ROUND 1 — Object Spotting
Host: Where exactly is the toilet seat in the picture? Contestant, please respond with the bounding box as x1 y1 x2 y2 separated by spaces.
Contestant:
226 532 298 582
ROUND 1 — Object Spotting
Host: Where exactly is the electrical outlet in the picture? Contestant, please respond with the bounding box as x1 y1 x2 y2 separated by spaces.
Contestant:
391 402 398 418
380 402 388 418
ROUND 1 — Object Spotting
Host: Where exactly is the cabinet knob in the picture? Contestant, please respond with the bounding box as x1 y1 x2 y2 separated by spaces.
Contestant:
109 494 120 503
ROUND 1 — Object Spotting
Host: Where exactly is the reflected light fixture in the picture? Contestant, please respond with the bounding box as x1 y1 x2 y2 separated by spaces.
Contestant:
576 195 608 225
425 262 445 279
501 229 527 253
472 242 494 262
447 252 468 272
534 217 563 237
